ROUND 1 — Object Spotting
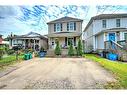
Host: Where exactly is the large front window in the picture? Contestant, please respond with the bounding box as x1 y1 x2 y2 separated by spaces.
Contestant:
66 37 76 46
68 38 73 45
54 23 62 32
67 22 76 31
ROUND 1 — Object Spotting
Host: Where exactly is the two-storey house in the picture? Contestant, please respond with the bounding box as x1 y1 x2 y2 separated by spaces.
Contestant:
83 14 127 53
47 17 83 55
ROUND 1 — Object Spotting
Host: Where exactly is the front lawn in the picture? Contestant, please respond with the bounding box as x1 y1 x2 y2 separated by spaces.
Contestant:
83 54 127 89
0 55 24 69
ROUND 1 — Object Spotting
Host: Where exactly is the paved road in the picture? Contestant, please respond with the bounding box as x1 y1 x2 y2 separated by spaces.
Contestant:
0 58 116 89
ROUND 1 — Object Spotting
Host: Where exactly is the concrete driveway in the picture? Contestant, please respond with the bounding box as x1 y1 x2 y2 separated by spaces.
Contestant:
0 58 116 89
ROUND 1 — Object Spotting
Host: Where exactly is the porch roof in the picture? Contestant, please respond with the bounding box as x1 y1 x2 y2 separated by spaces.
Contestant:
94 28 127 36
47 32 82 37
103 28 127 32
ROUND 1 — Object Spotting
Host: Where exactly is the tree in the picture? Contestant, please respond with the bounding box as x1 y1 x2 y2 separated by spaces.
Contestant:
55 41 61 55
77 39 83 56
68 42 74 56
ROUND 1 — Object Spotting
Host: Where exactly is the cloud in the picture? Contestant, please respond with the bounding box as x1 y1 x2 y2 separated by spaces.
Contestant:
0 5 127 38
0 6 19 18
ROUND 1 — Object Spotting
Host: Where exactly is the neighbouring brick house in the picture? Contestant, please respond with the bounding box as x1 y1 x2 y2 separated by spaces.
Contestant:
0 35 2 44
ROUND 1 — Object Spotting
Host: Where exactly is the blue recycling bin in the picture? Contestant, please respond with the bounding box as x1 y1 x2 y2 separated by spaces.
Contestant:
108 53 118 61
39 52 46 58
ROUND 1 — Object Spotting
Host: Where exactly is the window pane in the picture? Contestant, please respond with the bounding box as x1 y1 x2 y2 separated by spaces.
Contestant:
68 22 74 31
102 20 106 28
124 33 127 41
68 38 73 45
116 19 120 27
56 23 61 32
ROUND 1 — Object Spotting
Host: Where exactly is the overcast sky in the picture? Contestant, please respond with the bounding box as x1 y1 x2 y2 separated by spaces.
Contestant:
0 5 127 38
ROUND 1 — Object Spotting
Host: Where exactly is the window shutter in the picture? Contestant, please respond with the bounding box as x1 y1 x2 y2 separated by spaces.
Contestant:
74 37 76 46
61 23 62 31
74 22 76 30
65 37 67 46
67 23 69 31
54 24 56 32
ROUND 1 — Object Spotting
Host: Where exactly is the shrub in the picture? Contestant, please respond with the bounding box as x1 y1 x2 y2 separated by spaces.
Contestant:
55 41 61 55
40 47 44 52
0 47 5 59
7 49 15 55
68 43 74 56
77 39 83 56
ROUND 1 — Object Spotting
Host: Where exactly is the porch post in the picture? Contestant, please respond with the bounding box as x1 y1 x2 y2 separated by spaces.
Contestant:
39 39 41 50
24 39 26 49
34 39 35 51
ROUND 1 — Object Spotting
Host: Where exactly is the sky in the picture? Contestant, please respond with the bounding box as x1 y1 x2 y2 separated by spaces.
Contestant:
0 5 127 38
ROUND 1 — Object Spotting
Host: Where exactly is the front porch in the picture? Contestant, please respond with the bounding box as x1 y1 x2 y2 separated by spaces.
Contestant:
47 32 81 50
48 36 80 50
12 38 41 51
94 28 127 51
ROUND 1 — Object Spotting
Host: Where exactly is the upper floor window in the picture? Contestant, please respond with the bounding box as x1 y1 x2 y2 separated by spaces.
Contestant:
124 33 127 41
54 23 62 32
67 22 76 31
116 19 120 27
102 20 106 28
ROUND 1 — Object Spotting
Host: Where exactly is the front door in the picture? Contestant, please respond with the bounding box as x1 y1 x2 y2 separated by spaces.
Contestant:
109 33 115 41
109 33 116 49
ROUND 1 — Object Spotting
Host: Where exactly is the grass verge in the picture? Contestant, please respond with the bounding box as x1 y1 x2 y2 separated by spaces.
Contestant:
0 55 24 70
83 54 127 89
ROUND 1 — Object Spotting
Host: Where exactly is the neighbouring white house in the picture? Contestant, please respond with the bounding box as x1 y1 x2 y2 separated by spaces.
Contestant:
8 32 48 51
46 16 83 56
83 14 127 53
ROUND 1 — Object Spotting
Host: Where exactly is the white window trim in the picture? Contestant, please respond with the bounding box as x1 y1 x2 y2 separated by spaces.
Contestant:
116 19 121 27
102 19 106 28
56 23 61 32
68 22 75 31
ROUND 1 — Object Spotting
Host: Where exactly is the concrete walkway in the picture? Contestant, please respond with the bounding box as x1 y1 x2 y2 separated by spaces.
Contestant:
0 58 116 89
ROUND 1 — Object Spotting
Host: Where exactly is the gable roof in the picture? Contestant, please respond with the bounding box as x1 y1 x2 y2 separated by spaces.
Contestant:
21 32 42 37
84 13 127 32
47 16 83 24
8 32 47 40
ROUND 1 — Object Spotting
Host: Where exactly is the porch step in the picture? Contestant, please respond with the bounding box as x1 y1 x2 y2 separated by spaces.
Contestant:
46 49 68 57
46 50 55 57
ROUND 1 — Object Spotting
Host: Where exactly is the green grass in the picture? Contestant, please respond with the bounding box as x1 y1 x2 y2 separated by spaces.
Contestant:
83 54 127 89
0 55 24 68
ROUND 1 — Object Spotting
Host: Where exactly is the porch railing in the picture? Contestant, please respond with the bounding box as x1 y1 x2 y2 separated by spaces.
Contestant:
117 40 127 50
104 40 125 52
